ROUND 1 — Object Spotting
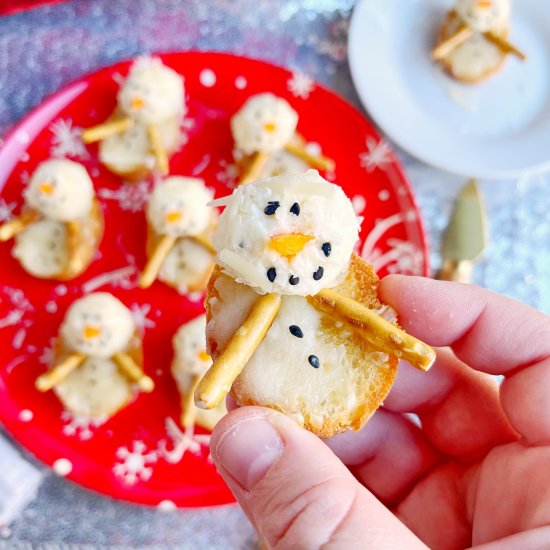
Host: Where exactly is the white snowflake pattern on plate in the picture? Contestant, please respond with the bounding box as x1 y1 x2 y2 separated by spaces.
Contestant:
130 303 156 333
99 180 152 212
113 441 158 485
49 119 89 160
287 71 315 99
0 199 16 223
359 136 392 173
61 411 105 441
157 418 211 464
216 159 238 188
81 265 138 294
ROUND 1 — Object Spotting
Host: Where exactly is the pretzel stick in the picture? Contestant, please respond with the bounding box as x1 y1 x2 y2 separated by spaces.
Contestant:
484 32 526 61
147 124 169 175
238 151 270 186
192 233 216 255
113 352 154 392
181 374 201 429
35 353 85 392
432 23 474 60
0 211 40 242
139 234 177 289
284 142 335 172
308 289 436 372
195 293 282 409
64 219 86 276
81 117 133 144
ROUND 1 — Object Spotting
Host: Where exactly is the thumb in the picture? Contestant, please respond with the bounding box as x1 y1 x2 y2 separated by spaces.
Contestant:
211 406 427 549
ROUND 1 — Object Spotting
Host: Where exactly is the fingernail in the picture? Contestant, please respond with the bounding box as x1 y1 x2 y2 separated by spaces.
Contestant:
213 414 284 491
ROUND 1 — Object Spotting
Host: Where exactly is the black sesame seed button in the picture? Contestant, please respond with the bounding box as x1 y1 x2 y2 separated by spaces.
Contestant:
313 266 324 280
322 242 331 257
264 201 280 215
289 325 304 338
289 275 300 285
267 267 277 282
290 202 300 216
308 355 320 368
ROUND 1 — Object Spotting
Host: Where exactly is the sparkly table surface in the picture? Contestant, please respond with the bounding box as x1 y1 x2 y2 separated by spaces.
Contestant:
0 1 548 548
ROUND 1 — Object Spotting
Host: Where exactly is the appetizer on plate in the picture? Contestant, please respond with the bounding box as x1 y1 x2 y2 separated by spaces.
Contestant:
82 56 185 178
231 93 334 185
172 315 227 431
35 293 154 419
0 159 103 280
196 170 435 437
432 0 525 83
139 176 216 292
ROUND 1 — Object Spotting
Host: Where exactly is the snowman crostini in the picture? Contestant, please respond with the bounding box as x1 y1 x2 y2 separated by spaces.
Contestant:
231 93 334 185
138 177 216 292
432 0 525 83
195 170 435 437
172 315 227 431
82 57 185 178
35 293 153 419
0 159 103 280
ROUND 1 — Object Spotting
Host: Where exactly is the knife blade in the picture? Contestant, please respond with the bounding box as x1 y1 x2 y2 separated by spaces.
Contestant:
437 179 488 283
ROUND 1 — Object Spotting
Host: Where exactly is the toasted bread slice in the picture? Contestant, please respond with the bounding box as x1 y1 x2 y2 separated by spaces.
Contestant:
436 10 507 84
205 254 399 438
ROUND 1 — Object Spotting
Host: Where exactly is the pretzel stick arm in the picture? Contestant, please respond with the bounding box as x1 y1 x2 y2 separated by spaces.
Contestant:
0 211 40 242
432 24 474 60
139 234 177 289
195 293 282 409
181 374 201 429
81 117 133 144
64 219 86 276
238 151 270 186
309 289 436 372
484 32 526 61
113 352 154 392
284 142 335 172
35 353 86 392
191 233 216 255
147 124 169 175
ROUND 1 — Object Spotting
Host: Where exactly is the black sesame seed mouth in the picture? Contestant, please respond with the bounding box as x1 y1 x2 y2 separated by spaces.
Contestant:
313 267 324 281
308 355 320 368
289 325 304 338
267 267 277 282
264 201 280 215
290 202 300 216
322 242 331 257
289 275 300 286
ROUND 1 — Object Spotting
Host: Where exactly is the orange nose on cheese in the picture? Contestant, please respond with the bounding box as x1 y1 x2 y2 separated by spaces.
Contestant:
263 121 277 133
165 211 183 224
476 0 493 8
83 326 101 340
39 181 54 196
269 233 314 257
131 96 145 109
198 350 211 362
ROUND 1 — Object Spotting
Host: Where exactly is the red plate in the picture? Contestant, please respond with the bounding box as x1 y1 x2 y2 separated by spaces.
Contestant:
0 52 429 508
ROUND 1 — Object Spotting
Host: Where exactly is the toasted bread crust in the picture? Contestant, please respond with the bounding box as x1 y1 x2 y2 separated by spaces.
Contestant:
205 254 399 437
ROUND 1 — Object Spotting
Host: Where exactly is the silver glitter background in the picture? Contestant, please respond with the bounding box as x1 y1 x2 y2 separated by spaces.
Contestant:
0 0 548 548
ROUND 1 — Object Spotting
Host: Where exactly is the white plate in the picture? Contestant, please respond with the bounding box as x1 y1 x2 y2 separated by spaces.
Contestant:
348 0 550 179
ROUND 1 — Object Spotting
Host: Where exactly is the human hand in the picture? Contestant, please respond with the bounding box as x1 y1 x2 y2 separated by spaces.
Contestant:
210 276 550 549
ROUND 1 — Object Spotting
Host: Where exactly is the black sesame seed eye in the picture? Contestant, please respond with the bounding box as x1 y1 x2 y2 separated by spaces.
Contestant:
289 275 300 286
264 201 280 215
313 267 324 281
267 267 277 282
308 355 320 369
289 325 304 338
321 242 331 257
290 202 300 216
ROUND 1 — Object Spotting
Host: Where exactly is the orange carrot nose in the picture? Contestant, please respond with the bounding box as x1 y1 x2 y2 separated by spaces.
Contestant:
83 326 101 340
39 181 54 196
165 211 183 224
263 121 277 133
131 96 145 109
197 350 211 362
476 0 492 8
269 233 314 257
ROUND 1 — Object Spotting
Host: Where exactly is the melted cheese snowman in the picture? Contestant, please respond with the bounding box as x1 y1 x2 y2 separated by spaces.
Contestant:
83 57 185 177
139 177 216 292
35 293 153 419
172 315 227 431
197 171 435 435
231 93 334 185
0 159 103 280
433 0 525 83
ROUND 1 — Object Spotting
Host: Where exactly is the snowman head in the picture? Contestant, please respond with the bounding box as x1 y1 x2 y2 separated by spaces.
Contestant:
173 315 212 377
214 170 359 296
24 159 94 222
147 177 213 237
118 57 185 125
231 93 299 155
61 293 135 359
455 0 510 32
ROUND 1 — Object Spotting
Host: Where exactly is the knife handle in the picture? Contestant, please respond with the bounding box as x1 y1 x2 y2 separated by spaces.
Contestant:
436 259 473 283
